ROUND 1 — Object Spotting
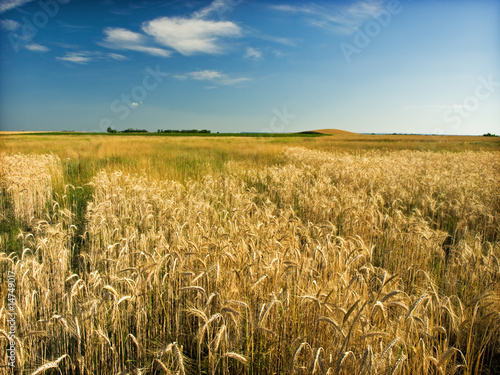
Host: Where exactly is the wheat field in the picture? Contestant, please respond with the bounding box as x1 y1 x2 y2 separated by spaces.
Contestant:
1 137 499 374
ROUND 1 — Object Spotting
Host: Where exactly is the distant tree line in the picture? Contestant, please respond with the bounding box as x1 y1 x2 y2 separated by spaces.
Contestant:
122 128 148 133
157 129 211 134
107 127 211 134
106 127 147 133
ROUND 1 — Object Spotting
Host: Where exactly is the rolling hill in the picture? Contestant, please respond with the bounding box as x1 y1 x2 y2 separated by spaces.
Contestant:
300 128 357 135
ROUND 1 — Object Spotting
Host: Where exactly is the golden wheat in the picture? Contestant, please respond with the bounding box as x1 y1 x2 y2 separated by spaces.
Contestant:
0 148 498 374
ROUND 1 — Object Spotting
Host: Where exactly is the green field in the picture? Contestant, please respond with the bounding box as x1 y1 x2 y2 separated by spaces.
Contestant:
1 133 499 374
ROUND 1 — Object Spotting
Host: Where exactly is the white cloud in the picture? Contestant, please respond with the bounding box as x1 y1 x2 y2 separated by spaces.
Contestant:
105 27 143 44
271 0 387 34
175 70 251 86
244 47 262 60
142 17 241 55
0 0 34 14
99 2 241 57
0 18 19 30
189 70 225 80
56 51 95 64
25 44 49 52
101 27 171 57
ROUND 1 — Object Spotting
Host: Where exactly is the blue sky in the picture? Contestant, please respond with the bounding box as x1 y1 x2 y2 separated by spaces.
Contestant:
0 0 498 134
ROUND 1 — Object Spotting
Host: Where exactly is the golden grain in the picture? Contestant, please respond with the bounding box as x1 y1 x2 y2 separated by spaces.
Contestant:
1 147 498 374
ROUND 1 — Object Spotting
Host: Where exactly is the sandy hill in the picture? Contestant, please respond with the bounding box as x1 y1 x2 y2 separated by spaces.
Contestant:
300 128 357 135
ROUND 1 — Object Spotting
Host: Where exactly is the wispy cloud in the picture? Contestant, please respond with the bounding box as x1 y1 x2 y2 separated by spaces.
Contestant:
175 70 251 86
193 0 238 19
108 53 128 61
190 70 225 80
56 50 132 64
57 21 93 32
56 51 96 64
108 0 170 16
273 49 288 58
25 43 49 52
101 27 171 57
142 17 241 55
0 18 19 30
258 34 297 47
0 0 34 13
244 47 262 60
54 42 80 49
271 0 387 34
270 4 316 14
